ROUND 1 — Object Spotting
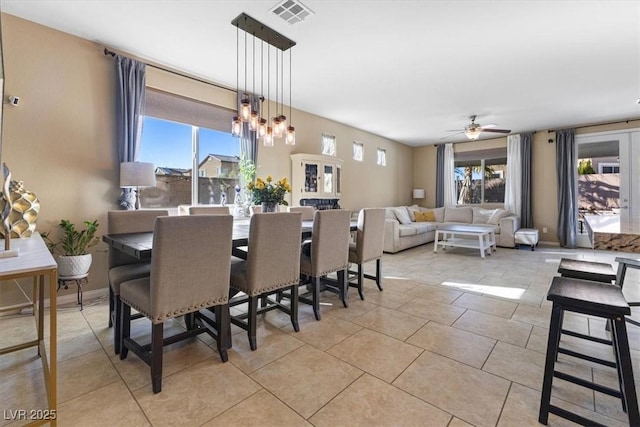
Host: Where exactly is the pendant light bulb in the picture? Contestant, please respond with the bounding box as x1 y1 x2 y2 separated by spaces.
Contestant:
258 118 267 137
231 116 243 137
264 126 274 147
272 117 283 138
249 110 259 131
278 115 287 134
286 126 296 145
240 96 251 122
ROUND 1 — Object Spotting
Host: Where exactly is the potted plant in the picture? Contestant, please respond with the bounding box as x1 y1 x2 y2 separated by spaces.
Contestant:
43 219 99 277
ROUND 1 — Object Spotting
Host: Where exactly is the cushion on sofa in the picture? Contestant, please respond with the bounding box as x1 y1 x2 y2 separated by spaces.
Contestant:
407 204 420 221
444 206 473 223
472 207 496 224
393 207 412 225
412 222 438 234
385 208 398 221
487 209 511 225
398 225 418 237
419 207 444 222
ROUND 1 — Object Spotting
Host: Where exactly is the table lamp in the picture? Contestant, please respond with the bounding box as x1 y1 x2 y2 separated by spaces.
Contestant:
120 162 156 210
412 188 425 203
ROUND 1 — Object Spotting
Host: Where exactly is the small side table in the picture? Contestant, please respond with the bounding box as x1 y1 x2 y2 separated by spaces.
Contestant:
57 274 88 310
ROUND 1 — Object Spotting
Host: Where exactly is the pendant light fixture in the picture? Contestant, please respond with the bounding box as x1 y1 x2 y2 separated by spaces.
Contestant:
231 13 297 146
231 25 243 138
278 49 287 135
264 40 274 147
257 40 267 138
286 47 295 145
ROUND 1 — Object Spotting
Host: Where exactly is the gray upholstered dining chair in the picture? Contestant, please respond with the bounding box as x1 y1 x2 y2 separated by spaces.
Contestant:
189 206 231 215
119 215 233 394
107 209 168 354
298 209 351 320
229 212 302 350
289 206 315 220
348 208 386 300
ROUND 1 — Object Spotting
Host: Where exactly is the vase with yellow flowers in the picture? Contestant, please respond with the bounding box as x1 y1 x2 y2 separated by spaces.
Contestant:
246 176 291 212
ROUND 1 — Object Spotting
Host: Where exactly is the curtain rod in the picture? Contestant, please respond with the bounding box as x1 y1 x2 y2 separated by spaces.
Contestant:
547 118 639 133
103 48 236 94
433 130 537 147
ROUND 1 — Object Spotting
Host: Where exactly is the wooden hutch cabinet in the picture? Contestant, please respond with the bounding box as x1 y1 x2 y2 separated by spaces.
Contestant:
290 154 343 208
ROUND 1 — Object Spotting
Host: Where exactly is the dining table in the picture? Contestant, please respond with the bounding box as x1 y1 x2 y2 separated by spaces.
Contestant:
102 218 358 261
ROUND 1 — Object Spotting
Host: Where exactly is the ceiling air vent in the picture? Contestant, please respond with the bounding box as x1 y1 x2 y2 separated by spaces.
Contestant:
271 0 314 25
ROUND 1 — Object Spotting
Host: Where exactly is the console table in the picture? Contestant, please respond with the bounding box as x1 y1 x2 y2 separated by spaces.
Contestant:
0 233 57 425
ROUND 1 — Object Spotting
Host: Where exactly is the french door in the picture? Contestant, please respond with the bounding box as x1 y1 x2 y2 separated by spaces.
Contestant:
575 129 639 248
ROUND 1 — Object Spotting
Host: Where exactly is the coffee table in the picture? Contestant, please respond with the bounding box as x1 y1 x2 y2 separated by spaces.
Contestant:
433 224 497 258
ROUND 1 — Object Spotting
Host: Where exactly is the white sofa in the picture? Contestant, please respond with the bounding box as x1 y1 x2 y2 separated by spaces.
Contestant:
383 205 520 253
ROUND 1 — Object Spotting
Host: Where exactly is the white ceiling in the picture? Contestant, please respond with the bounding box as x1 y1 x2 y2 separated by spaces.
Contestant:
2 0 639 146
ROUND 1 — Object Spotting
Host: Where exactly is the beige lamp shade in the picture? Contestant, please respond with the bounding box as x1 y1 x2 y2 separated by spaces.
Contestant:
120 162 156 188
412 188 425 199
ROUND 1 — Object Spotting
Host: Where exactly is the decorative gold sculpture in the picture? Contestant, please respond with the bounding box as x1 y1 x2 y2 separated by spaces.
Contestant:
0 163 40 239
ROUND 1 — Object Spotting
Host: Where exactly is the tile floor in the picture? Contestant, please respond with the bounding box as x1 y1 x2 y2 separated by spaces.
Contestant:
3 243 640 426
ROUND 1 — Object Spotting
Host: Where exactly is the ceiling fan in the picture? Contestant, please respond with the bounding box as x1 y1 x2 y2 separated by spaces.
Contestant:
444 115 511 140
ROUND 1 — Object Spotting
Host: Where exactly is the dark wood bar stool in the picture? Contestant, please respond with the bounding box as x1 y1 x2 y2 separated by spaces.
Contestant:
558 258 616 283
539 276 639 426
615 257 640 327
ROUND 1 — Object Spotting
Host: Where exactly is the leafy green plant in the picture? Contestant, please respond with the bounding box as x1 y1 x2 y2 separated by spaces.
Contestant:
43 219 99 256
238 155 257 184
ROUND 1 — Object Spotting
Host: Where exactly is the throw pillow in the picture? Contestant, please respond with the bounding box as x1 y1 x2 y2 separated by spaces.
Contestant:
472 207 496 224
415 211 436 222
487 209 512 225
419 207 445 222
407 204 420 221
393 206 413 225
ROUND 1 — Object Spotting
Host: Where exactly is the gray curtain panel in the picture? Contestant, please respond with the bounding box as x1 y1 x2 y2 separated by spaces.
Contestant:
520 132 533 228
238 92 259 167
555 129 577 248
115 55 146 209
435 144 445 208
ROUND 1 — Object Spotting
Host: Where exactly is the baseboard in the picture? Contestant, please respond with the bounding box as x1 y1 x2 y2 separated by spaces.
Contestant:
19 287 109 314
539 240 560 247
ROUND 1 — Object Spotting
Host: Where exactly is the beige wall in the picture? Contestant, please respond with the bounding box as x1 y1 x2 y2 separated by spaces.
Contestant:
0 14 413 301
413 120 640 245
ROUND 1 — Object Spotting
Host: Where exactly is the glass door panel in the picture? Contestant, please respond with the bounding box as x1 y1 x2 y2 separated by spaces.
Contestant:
324 165 333 194
304 163 318 193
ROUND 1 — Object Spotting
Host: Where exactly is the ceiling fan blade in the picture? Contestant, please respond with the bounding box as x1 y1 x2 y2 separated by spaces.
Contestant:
440 132 464 140
445 129 464 132
482 128 511 134
481 124 498 129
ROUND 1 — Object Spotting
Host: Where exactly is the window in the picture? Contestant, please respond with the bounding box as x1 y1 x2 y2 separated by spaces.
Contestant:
353 141 364 162
321 133 336 156
454 148 507 204
599 163 620 174
376 148 386 166
138 89 239 208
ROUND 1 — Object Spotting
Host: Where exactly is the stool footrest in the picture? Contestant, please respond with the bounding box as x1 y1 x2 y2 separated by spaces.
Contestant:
547 405 608 427
554 371 622 398
558 347 617 368
561 329 612 346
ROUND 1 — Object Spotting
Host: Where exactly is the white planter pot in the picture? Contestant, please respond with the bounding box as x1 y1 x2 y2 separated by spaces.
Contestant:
57 254 92 278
